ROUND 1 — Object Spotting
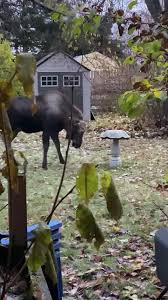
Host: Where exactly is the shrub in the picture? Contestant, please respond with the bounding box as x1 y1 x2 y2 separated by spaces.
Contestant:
0 38 24 95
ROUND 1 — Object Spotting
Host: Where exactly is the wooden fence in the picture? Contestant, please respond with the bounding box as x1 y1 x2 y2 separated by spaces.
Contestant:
91 64 143 113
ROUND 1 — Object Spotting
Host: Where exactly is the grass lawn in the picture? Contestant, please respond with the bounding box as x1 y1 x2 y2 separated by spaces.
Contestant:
0 115 168 299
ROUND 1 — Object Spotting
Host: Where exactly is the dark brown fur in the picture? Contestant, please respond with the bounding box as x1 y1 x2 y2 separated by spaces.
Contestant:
7 92 85 169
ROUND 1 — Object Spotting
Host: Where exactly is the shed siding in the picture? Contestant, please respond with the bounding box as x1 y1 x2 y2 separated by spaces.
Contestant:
37 53 86 73
34 72 38 95
34 52 91 120
83 72 91 121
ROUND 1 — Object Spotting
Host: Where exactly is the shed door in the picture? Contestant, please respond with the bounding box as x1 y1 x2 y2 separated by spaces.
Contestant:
62 86 83 112
61 73 83 112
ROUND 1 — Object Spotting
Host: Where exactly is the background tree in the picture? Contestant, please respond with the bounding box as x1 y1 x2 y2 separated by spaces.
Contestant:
0 0 65 53
0 38 23 94
0 0 124 58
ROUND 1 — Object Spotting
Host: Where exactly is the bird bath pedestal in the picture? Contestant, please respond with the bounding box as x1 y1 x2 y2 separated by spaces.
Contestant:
100 130 130 169
110 139 121 168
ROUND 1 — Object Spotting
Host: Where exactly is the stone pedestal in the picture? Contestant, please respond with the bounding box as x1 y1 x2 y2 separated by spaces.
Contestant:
109 139 121 168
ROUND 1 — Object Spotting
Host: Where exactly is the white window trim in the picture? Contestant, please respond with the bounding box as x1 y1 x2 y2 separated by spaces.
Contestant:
40 75 58 87
63 75 80 87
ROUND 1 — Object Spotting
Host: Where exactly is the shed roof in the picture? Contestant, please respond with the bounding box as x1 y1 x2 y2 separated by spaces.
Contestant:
37 51 90 71
74 52 119 71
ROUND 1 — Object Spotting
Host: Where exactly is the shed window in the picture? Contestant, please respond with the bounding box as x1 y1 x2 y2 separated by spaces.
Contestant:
63 75 80 87
41 75 58 87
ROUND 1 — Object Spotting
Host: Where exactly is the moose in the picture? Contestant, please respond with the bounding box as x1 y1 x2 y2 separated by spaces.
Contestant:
7 91 85 169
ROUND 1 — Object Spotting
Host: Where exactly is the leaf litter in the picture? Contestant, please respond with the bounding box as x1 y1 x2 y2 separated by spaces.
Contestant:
0 114 168 299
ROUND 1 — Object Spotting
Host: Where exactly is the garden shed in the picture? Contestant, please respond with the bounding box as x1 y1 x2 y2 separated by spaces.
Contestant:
34 51 91 121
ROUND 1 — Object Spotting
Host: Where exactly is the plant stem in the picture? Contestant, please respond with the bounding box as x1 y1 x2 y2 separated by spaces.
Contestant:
5 240 34 292
7 70 17 87
0 203 8 212
153 201 168 219
46 87 74 224
0 104 14 300
53 185 75 210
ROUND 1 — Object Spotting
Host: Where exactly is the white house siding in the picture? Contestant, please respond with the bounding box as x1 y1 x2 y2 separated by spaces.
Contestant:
83 72 91 121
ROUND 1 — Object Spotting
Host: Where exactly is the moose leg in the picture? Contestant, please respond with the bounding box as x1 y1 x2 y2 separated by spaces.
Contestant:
42 132 50 169
50 134 65 164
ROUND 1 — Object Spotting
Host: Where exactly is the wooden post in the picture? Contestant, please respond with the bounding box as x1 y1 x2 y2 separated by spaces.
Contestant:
6 168 34 297
8 172 27 248
8 169 27 267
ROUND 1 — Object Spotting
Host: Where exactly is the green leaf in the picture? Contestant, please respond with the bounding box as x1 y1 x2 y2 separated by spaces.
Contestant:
128 25 137 35
124 56 135 65
51 12 61 21
163 62 168 68
0 80 14 106
119 91 143 118
76 163 98 203
76 204 104 250
44 246 57 285
83 22 94 34
133 79 152 91
72 25 81 37
155 75 165 82
57 3 69 13
132 44 144 53
151 89 167 100
93 15 101 27
143 40 161 54
128 40 134 47
0 106 18 190
128 0 138 10
16 53 36 97
27 224 53 273
164 173 168 183
119 91 147 118
101 171 123 221
153 89 161 98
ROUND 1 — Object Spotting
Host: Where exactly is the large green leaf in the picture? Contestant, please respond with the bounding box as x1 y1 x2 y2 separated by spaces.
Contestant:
142 40 161 55
44 246 57 285
76 163 98 203
27 224 56 281
101 171 123 221
76 204 104 250
119 90 149 118
16 53 36 97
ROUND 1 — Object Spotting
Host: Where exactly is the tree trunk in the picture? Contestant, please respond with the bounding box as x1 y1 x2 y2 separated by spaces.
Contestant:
145 0 162 20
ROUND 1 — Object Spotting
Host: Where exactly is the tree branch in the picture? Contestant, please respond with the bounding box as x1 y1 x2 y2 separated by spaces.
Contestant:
154 201 168 219
46 87 74 224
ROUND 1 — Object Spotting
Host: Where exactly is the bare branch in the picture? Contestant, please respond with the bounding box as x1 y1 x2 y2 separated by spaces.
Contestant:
154 201 168 219
46 87 75 224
